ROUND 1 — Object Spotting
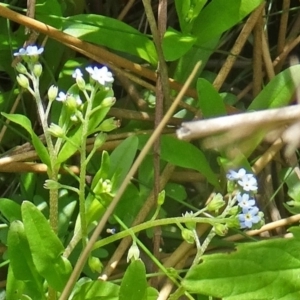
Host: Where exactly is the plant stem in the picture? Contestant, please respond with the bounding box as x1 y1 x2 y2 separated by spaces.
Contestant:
77 88 97 246
92 216 229 250
32 70 59 233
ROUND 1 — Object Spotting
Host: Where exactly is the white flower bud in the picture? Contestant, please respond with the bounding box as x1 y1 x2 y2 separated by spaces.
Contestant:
65 95 78 112
33 63 43 78
48 85 58 102
76 76 86 90
127 241 140 263
17 74 29 89
44 179 61 190
93 178 112 195
15 63 27 74
48 123 65 138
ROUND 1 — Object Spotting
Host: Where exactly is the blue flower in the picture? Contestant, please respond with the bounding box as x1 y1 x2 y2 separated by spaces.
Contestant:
14 45 44 56
238 207 261 229
237 175 258 192
72 68 83 79
56 91 68 102
236 193 256 213
226 168 247 181
86 66 114 86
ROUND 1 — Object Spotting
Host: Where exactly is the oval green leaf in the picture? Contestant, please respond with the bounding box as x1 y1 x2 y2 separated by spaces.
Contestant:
183 238 300 299
21 201 72 291
192 0 264 45
197 78 227 117
162 28 196 61
248 65 300 110
1 113 51 167
119 260 148 300
63 14 157 65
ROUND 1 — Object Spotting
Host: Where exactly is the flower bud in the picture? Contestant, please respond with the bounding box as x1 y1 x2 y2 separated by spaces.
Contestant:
76 76 86 91
207 193 225 212
33 63 43 78
127 241 140 262
213 223 228 236
227 180 236 193
157 190 165 206
182 211 196 230
44 179 62 190
65 95 79 112
48 123 65 138
100 97 116 108
98 118 119 132
48 85 58 102
88 256 103 273
17 74 30 89
94 132 107 148
227 205 239 216
15 62 27 74
226 216 240 228
93 178 112 195
181 228 194 244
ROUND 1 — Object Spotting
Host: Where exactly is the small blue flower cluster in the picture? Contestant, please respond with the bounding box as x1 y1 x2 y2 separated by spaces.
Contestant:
14 45 44 56
226 168 261 229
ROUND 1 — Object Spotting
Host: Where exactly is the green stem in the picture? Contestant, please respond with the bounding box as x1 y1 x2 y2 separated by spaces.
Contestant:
31 71 59 233
78 87 97 246
92 216 229 250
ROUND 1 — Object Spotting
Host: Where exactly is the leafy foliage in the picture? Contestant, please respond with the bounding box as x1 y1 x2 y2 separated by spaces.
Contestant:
0 0 299 299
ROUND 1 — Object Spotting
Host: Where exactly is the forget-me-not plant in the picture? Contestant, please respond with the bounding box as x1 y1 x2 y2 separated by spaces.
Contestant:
12 44 118 244
226 168 262 229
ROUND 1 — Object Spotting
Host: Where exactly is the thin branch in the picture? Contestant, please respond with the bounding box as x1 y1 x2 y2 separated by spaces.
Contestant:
177 105 300 140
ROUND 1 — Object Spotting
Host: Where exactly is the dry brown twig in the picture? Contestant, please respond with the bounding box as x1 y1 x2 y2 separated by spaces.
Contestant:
176 105 300 149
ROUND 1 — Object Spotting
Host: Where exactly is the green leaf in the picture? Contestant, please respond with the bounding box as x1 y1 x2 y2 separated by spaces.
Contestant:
91 151 111 191
192 0 264 45
63 14 157 65
175 0 208 33
1 113 51 167
21 201 72 291
147 287 159 300
109 136 139 192
8 221 40 281
248 65 300 110
57 126 82 164
138 135 219 188
162 28 196 61
7 221 45 298
197 78 227 117
0 198 21 222
88 88 114 134
280 168 300 214
36 0 63 28
165 183 187 202
173 38 219 88
71 279 119 300
183 238 300 299
20 173 36 200
6 265 25 300
58 199 77 238
119 260 148 300
281 168 300 203
113 183 145 227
